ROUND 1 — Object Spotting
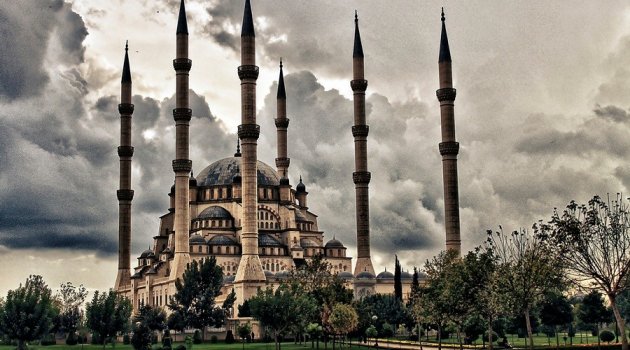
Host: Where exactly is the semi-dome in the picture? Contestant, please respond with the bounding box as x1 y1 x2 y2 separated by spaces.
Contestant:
356 271 375 279
264 270 275 278
295 209 309 222
259 233 282 247
223 275 235 283
208 235 238 246
338 271 354 280
140 249 154 258
325 238 345 248
196 157 280 187
197 206 233 220
401 271 413 280
376 270 394 279
275 270 290 279
189 234 206 244
300 238 319 248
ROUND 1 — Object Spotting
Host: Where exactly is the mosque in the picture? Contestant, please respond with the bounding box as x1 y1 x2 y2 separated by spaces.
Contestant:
114 0 461 314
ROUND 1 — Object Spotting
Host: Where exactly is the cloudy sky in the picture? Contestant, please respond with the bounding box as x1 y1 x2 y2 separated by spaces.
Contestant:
1 0 630 295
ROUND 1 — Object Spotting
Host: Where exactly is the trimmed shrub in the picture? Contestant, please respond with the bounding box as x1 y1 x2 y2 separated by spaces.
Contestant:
193 330 202 344
162 329 172 350
210 335 218 344
66 332 78 345
40 333 56 346
123 334 131 345
600 330 615 343
482 331 499 343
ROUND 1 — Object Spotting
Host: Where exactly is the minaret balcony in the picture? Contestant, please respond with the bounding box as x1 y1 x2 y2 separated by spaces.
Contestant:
238 65 259 80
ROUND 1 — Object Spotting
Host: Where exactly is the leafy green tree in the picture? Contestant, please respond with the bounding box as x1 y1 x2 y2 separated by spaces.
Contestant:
541 195 630 350
394 256 403 301
249 285 316 350
238 300 252 317
365 325 377 344
540 291 573 347
577 291 612 349
133 305 166 342
85 290 132 349
487 228 562 349
237 322 252 350
166 311 186 341
168 257 226 340
53 282 87 337
0 275 58 350
130 322 152 350
328 303 358 348
306 323 323 348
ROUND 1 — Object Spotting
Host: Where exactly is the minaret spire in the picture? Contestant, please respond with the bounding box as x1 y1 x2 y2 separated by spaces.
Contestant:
275 59 290 185
115 41 134 291
437 8 461 255
234 0 266 306
170 0 193 279
351 11 375 277
234 137 241 157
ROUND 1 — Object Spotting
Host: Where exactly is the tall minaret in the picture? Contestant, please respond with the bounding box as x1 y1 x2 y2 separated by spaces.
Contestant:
115 41 134 291
234 0 265 303
351 12 375 276
437 8 461 254
170 0 193 279
275 60 290 181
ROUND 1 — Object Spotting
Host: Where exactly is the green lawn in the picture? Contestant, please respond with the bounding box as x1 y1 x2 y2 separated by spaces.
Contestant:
0 343 370 350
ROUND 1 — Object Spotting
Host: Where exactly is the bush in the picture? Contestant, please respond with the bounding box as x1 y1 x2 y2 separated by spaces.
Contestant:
40 333 56 346
66 332 78 345
123 334 131 345
381 323 395 338
151 333 159 345
91 333 101 345
162 330 172 350
210 335 218 344
600 330 615 343
226 330 235 344
193 330 202 344
131 323 152 350
175 345 186 350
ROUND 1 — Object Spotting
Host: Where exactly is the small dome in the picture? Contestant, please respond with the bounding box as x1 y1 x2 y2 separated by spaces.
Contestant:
264 270 275 278
296 177 306 193
223 275 235 283
198 206 233 220
140 249 154 258
338 271 354 280
208 235 238 246
259 233 282 247
189 234 206 244
291 244 303 251
401 271 413 280
376 270 394 279
356 271 376 279
325 238 345 248
275 270 290 279
300 238 319 248
295 209 309 222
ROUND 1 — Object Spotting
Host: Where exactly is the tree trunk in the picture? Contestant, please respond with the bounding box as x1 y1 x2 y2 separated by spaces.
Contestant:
611 296 629 350
488 321 494 350
17 339 26 350
438 324 442 350
524 308 534 350
556 326 560 347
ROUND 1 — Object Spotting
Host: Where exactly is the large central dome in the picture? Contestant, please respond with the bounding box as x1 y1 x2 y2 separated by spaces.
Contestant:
196 157 280 187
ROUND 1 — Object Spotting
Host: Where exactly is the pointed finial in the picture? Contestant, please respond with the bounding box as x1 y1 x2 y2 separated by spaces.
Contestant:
190 170 194 178
299 175 303 183
234 137 241 157
122 41 132 84
439 7 452 63
241 0 255 37
277 59 286 99
176 0 189 35
353 11 364 58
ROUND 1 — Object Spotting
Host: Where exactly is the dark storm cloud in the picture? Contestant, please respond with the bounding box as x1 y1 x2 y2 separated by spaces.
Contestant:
0 0 87 100
594 104 629 123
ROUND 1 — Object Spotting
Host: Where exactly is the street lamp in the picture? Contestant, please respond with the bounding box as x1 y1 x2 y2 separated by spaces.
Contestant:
372 315 379 348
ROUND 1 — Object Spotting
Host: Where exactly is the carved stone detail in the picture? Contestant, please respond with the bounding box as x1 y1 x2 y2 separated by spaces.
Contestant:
238 124 260 139
117 189 135 201
439 141 460 156
238 65 259 80
118 103 134 115
352 125 369 137
173 58 192 72
274 118 289 128
350 79 368 92
173 108 192 122
118 146 134 157
353 171 371 184
436 88 457 102
172 159 192 172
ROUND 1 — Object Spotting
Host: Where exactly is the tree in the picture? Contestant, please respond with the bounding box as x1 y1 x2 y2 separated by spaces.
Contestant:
394 256 403 301
540 195 630 350
134 305 166 342
328 303 358 348
238 300 252 317
487 228 562 349
237 322 252 350
168 257 226 340
85 290 132 349
0 275 58 350
130 322 152 350
540 291 573 347
166 311 186 341
53 282 88 337
577 291 611 349
249 285 316 350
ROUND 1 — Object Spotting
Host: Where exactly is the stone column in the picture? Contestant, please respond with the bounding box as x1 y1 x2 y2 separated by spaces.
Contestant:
115 42 134 291
437 9 461 255
351 13 375 276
